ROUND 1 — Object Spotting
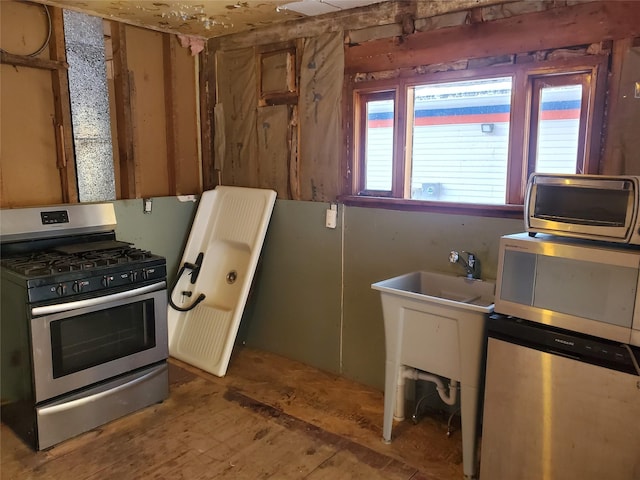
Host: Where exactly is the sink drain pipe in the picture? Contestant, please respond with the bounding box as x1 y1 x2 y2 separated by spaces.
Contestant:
395 366 458 421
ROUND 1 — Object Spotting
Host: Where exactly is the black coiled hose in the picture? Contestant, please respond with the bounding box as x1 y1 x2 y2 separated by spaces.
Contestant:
169 253 206 312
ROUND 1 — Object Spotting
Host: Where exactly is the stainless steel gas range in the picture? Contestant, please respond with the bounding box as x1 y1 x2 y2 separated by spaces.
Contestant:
1 203 169 450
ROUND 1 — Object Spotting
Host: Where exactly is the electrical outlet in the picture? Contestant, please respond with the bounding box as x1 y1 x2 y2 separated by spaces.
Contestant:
325 204 337 229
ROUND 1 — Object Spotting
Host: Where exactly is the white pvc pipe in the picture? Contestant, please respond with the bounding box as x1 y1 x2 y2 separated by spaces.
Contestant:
418 371 458 406
399 366 459 408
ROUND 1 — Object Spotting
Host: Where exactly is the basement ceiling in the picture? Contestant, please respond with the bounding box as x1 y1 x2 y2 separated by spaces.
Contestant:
36 0 389 38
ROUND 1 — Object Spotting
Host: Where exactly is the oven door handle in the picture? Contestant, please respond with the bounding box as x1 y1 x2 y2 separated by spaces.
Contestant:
31 282 166 317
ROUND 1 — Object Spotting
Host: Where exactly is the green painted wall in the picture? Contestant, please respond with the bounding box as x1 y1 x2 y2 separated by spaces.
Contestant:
112 196 198 285
111 195 523 391
241 199 342 374
241 201 523 390
342 206 522 389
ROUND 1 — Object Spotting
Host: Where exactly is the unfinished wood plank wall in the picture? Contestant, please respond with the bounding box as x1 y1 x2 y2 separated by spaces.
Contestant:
2 0 639 207
208 0 640 201
0 0 201 207
126 26 169 197
0 1 74 207
110 23 201 199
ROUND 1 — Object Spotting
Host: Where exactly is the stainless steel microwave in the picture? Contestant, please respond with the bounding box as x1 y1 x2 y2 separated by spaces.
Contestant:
525 173 640 245
495 232 640 347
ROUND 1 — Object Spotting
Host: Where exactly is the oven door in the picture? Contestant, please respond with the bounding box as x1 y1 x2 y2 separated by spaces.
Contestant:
29 282 168 403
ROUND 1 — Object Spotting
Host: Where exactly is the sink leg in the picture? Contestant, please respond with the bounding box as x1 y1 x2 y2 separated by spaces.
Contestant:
460 383 480 479
382 360 400 443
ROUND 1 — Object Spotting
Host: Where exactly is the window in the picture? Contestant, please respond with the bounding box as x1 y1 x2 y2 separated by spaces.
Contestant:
408 77 512 204
359 92 396 193
528 73 591 177
349 57 606 211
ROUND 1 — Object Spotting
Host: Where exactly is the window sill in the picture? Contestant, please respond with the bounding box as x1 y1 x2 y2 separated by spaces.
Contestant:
339 195 525 219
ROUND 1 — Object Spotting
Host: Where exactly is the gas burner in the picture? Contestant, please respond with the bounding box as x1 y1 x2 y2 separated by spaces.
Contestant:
82 247 152 264
1 245 160 278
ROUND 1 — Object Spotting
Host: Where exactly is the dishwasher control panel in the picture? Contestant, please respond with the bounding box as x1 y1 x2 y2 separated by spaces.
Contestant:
488 313 639 375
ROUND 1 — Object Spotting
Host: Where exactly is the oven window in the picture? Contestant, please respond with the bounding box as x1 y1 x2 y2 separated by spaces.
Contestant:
533 185 629 226
50 299 156 378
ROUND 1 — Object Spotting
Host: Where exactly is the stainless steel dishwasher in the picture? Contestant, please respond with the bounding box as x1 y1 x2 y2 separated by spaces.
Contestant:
480 313 640 480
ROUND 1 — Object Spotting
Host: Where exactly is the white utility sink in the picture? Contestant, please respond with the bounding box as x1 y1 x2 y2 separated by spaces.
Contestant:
373 270 495 309
372 271 495 480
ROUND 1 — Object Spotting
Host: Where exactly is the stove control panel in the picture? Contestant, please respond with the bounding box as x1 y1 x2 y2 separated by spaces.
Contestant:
40 210 69 225
28 264 167 303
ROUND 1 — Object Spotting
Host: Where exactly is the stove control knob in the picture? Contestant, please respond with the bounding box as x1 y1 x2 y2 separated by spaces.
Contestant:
142 267 156 280
72 281 83 293
129 271 137 283
102 275 111 287
56 284 67 297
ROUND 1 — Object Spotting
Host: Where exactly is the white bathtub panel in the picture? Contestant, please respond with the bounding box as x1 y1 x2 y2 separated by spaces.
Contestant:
173 306 233 373
168 186 276 376
210 193 268 245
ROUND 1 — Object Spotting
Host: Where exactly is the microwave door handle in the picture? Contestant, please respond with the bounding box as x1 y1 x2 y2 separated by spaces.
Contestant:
30 282 166 317
534 176 633 191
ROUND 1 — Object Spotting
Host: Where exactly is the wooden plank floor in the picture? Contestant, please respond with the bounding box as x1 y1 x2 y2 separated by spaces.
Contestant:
1 348 464 479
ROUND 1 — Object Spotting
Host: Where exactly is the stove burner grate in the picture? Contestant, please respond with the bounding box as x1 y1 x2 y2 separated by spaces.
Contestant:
1 246 156 278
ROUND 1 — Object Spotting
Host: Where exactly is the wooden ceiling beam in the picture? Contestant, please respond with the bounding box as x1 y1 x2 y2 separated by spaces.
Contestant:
345 1 640 73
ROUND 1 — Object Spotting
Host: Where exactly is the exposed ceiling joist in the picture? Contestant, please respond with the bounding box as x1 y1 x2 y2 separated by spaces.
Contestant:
34 0 389 38
34 0 519 40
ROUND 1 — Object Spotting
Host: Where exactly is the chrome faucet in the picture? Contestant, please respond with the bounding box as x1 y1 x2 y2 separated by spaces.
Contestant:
449 251 480 279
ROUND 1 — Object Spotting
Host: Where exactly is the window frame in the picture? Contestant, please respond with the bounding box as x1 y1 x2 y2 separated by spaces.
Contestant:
356 89 398 197
343 54 608 217
527 71 597 179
